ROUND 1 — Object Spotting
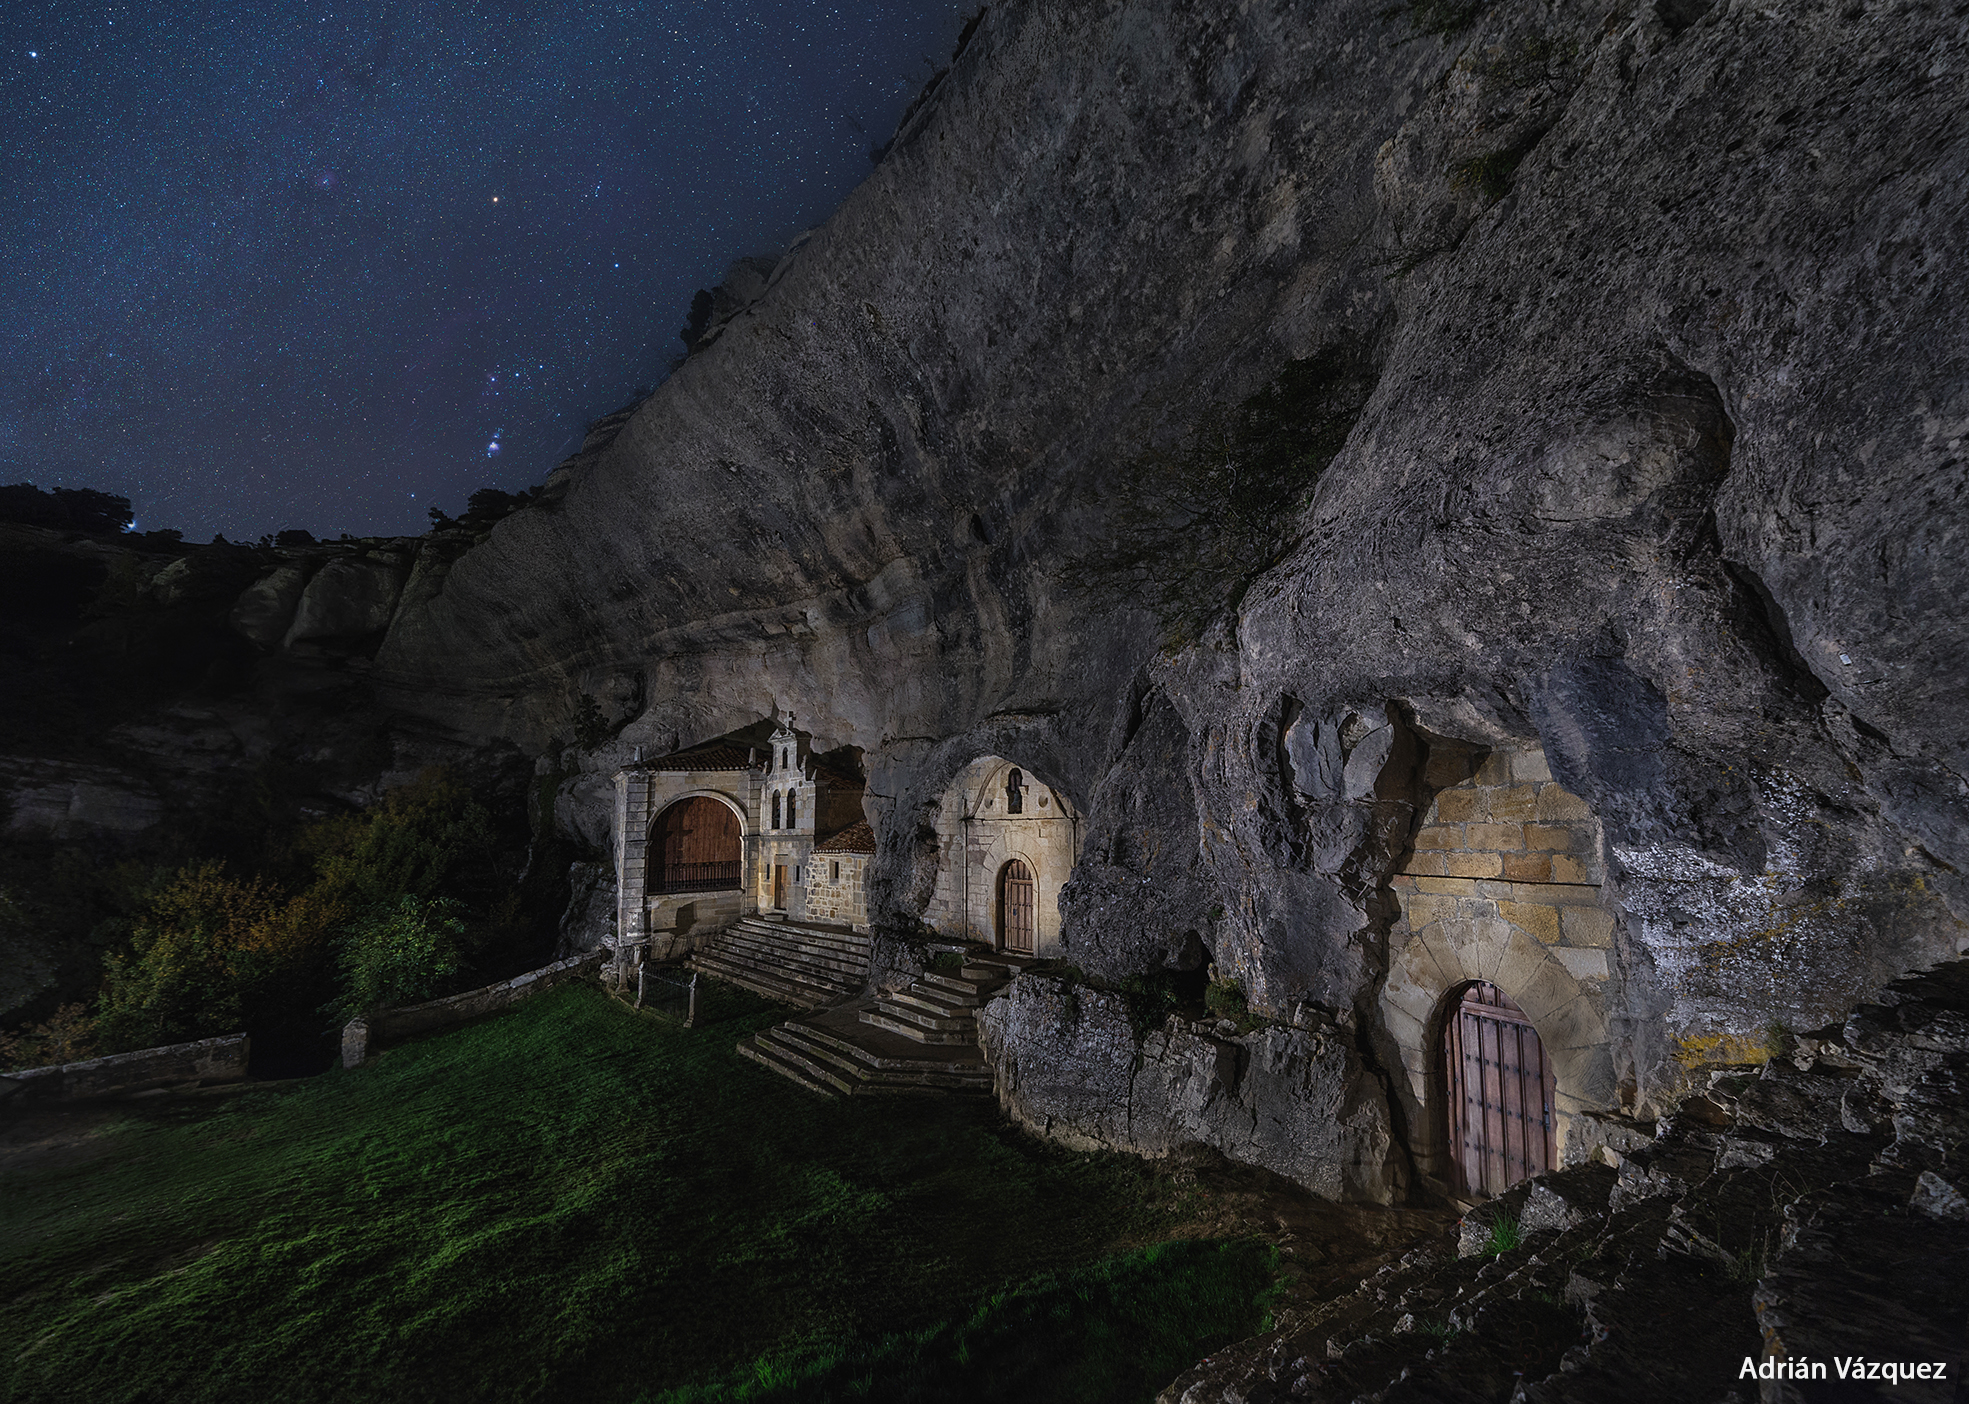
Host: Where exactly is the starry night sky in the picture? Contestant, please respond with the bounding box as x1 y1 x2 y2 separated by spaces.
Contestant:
0 1 969 543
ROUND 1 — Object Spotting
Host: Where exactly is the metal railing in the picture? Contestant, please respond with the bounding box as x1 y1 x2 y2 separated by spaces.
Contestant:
637 966 699 1025
653 861 741 893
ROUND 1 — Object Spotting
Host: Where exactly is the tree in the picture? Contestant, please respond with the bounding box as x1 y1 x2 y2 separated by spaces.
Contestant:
0 1003 98 1072
0 482 135 535
570 693 612 750
336 895 464 1018
97 863 277 1050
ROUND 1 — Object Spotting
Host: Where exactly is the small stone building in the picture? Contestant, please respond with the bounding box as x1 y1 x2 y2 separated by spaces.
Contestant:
1378 739 1618 1199
612 716 868 962
924 756 1080 956
805 822 877 927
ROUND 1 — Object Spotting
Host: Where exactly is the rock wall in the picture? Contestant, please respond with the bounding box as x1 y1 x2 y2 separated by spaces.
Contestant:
979 973 1409 1204
1158 959 1969 1402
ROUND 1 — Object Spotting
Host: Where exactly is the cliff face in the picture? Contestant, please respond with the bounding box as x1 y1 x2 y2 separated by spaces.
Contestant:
369 0 1966 1119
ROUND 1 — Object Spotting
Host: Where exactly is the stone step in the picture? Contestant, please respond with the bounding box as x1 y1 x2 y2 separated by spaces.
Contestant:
868 996 972 1031
791 1021 991 1077
920 970 999 1002
692 944 851 989
736 1036 841 1096
885 987 978 1021
728 931 871 961
711 932 870 982
689 954 847 1008
860 1008 977 1045
960 954 1030 981
763 1023 992 1086
732 918 871 953
762 1027 992 1092
740 1026 992 1097
750 1030 864 1094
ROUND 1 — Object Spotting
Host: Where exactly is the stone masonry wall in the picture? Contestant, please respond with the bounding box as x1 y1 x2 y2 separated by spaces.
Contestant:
341 950 605 1068
1379 741 1621 1188
925 756 1079 954
804 852 870 929
2 1033 251 1102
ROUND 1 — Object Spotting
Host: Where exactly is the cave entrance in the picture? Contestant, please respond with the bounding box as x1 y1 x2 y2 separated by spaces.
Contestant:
998 859 1036 955
1442 981 1555 1197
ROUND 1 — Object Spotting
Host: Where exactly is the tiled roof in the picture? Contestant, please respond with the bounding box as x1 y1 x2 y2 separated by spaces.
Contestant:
815 821 876 853
640 744 758 772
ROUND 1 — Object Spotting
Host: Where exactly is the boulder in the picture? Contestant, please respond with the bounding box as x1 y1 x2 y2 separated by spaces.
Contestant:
283 555 408 645
978 972 1408 1204
228 564 307 647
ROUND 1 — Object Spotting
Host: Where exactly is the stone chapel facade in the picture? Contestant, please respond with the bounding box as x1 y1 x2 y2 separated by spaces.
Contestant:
923 755 1081 958
612 716 870 962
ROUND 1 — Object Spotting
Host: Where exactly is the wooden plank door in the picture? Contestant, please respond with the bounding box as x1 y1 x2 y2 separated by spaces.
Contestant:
1000 860 1035 954
773 864 786 910
1445 981 1554 1197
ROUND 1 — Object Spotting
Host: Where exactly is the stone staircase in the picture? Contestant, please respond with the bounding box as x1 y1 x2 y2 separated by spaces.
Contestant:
736 950 1033 1098
687 915 871 1009
858 952 1029 1044
738 1002 995 1096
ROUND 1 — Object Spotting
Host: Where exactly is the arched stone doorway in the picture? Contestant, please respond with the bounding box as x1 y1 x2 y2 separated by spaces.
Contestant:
998 859 1036 955
651 796 742 893
1440 981 1555 1197
922 755 1080 957
1377 738 1619 1190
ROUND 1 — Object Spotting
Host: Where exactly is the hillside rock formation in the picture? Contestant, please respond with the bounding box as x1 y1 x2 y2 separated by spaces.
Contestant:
351 0 1964 1124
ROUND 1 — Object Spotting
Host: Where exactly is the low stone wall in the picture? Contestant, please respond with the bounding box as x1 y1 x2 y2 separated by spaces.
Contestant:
645 889 747 960
977 973 1409 1204
341 950 606 1068
1 1033 250 1103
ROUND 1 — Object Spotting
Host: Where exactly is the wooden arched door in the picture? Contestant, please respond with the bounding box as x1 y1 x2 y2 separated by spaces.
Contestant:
998 859 1036 955
1443 981 1555 1197
651 797 742 892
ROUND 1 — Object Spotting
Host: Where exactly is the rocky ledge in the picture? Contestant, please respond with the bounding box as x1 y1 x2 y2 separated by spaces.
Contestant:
1159 958 1969 1402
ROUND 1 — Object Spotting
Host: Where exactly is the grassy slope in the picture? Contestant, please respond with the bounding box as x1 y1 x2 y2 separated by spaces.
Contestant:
2 982 1276 1403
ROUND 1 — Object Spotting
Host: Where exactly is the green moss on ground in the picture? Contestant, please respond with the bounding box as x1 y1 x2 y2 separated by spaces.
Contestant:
1 982 1277 1403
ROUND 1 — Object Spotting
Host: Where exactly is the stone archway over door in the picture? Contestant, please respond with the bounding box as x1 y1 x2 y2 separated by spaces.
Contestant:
999 860 1035 954
1444 982 1555 1196
651 796 742 893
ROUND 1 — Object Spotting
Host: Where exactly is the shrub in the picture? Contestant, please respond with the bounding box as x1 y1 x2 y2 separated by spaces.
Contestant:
336 894 465 1018
571 693 613 750
95 861 347 1054
1204 976 1247 1022
96 862 284 1050
300 767 497 911
0 1002 98 1071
